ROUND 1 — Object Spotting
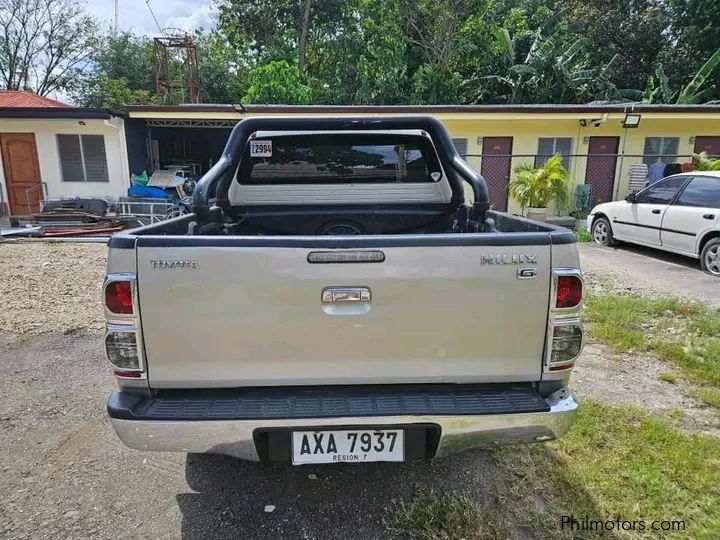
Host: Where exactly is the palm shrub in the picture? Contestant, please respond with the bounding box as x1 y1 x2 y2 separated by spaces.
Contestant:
508 154 571 211
693 152 720 171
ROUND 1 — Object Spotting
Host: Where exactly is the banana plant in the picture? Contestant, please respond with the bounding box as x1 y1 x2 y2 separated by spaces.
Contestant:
676 47 720 104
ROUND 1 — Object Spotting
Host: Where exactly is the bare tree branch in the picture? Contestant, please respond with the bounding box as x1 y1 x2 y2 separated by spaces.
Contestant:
0 0 97 95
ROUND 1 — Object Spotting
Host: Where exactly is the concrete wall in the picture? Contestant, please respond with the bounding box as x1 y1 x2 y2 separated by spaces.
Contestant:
0 116 129 209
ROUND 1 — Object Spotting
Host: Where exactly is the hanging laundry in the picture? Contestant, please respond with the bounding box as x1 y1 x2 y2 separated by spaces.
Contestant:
628 163 648 192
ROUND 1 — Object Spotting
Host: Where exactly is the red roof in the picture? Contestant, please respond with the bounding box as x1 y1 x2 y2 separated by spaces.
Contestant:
0 90 70 108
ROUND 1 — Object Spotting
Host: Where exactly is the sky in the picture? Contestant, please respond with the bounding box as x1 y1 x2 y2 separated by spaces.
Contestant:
85 0 217 36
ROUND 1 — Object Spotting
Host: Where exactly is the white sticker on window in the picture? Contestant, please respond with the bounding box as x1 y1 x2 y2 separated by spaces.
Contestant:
250 140 272 158
430 171 441 181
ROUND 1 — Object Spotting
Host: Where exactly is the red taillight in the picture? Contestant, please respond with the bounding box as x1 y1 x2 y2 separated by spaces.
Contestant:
105 280 133 314
556 275 582 309
113 369 142 378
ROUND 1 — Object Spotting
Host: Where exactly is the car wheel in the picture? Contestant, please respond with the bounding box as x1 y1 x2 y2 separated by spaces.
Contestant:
591 217 615 247
700 238 720 277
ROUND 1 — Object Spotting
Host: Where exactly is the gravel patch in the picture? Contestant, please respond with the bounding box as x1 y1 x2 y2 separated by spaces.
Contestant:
572 342 720 438
579 242 719 306
0 242 107 336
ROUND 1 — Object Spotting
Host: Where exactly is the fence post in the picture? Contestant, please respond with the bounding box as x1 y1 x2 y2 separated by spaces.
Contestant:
615 125 630 201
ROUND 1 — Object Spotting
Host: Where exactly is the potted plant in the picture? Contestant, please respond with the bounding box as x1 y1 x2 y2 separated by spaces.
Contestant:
508 154 571 221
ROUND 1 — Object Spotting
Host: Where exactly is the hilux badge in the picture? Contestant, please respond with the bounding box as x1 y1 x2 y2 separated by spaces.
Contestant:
481 253 537 265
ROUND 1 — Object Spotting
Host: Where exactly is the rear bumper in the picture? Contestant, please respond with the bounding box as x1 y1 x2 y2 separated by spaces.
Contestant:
107 385 578 461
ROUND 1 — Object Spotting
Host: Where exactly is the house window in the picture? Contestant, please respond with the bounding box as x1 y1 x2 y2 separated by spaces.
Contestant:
535 137 572 169
451 138 468 156
57 134 109 182
643 137 679 166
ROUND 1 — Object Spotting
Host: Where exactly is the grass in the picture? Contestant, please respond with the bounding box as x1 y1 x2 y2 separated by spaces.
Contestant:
659 372 677 384
584 295 720 409
575 228 592 243
693 387 720 409
384 489 508 540
385 402 720 539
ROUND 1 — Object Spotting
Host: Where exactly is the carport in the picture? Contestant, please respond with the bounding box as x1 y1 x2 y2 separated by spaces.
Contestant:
124 106 242 178
146 123 233 175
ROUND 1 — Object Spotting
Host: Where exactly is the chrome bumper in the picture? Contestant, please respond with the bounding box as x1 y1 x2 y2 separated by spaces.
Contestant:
109 389 578 461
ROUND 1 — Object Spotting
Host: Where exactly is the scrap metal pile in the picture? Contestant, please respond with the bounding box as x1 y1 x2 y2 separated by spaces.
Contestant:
3 210 138 238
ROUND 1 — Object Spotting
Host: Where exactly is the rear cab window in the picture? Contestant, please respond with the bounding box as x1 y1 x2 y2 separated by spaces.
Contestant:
237 134 444 185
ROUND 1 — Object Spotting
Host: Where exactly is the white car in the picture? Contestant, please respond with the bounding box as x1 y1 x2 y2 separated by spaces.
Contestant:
587 171 720 276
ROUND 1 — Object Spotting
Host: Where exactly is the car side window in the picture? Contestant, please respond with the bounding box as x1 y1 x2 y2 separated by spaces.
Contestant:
635 176 689 205
675 176 720 209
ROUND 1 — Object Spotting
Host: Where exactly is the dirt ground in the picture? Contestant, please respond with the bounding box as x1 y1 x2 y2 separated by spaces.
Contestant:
0 240 717 539
0 242 106 335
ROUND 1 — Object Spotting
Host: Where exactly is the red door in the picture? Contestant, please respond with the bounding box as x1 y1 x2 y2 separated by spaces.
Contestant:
0 133 42 214
481 137 512 211
694 136 720 157
585 137 619 204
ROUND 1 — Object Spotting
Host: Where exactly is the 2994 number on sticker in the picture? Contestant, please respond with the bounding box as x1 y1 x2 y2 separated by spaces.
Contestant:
292 429 404 464
250 140 272 158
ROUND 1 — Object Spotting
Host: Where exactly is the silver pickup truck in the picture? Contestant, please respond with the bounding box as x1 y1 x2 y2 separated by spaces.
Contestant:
104 117 583 465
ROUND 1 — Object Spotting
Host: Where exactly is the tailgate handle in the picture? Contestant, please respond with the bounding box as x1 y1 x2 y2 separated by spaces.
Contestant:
322 287 371 303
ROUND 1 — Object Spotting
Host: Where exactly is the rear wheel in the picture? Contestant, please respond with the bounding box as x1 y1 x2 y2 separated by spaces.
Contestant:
591 217 616 247
700 238 720 277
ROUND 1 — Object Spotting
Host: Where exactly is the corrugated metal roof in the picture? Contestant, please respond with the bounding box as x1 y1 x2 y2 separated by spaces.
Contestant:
0 107 112 119
0 90 70 108
126 103 720 114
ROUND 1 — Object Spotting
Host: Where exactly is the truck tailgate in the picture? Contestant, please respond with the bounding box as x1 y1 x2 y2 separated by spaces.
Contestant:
136 240 551 388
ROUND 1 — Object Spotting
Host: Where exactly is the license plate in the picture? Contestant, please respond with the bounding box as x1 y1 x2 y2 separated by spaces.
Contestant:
291 429 404 465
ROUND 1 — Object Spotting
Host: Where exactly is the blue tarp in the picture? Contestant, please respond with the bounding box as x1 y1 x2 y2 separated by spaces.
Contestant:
128 185 169 199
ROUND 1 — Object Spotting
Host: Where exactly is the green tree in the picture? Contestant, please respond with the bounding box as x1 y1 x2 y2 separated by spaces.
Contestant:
92 32 155 93
81 76 155 110
568 0 674 91
69 0 717 107
664 0 720 93
354 1 408 104
400 0 473 104
71 32 155 107
194 31 247 103
218 0 348 73
242 60 312 104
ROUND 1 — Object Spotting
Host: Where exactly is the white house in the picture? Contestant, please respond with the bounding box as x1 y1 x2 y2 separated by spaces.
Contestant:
0 91 130 216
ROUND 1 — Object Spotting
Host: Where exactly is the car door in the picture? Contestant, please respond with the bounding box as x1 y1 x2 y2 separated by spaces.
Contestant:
612 176 690 246
661 176 720 255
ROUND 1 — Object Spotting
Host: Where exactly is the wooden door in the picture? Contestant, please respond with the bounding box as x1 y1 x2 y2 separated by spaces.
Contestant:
694 136 720 158
0 133 42 214
481 137 512 211
585 136 619 204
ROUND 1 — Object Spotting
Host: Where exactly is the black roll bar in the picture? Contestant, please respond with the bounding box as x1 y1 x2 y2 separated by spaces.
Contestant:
192 116 490 223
